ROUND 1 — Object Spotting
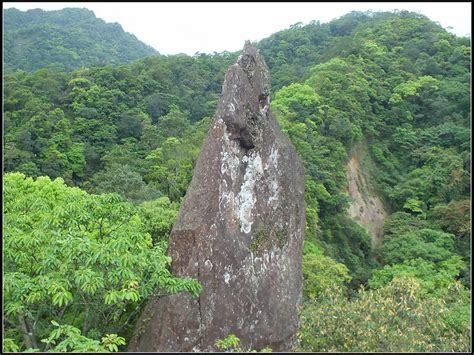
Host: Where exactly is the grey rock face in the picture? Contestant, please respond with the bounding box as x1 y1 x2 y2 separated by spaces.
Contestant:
128 41 305 352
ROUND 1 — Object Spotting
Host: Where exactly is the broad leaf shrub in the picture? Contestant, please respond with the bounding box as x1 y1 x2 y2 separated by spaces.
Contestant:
3 172 201 351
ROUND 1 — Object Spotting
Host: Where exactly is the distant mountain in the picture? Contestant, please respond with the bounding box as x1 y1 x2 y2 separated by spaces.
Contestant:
3 7 158 72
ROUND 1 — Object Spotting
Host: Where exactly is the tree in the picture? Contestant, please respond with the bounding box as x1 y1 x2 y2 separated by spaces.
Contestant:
155 105 191 139
115 111 143 140
368 257 466 296
431 199 471 285
3 173 201 351
89 163 160 204
144 137 195 202
138 197 180 244
272 83 321 126
380 228 455 265
299 277 470 352
302 241 351 299
403 197 424 214
144 93 171 123
38 321 126 352
431 200 470 240
382 211 430 237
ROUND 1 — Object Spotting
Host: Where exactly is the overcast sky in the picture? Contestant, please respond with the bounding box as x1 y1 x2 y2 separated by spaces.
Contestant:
3 2 471 55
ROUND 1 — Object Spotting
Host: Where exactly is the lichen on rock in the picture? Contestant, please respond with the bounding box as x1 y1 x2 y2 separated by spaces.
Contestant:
128 41 305 352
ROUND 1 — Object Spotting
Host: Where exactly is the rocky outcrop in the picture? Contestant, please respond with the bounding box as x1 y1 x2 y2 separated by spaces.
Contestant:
128 42 305 352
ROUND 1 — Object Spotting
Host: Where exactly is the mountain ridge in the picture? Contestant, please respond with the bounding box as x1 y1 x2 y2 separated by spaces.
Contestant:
4 7 158 72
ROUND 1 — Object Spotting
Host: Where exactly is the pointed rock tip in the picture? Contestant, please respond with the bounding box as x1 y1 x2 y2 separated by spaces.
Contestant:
236 41 271 96
241 40 258 59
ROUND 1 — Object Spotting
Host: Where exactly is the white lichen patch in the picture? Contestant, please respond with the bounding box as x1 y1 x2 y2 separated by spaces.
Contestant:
220 130 240 181
204 259 213 270
219 126 240 220
267 146 280 205
235 151 263 234
269 146 278 169
259 95 270 116
268 180 279 205
219 180 234 211
224 272 231 284
213 117 224 129
223 264 234 284
263 251 270 265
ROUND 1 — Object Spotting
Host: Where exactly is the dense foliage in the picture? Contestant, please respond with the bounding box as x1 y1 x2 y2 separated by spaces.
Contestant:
3 173 201 351
299 277 470 352
3 8 471 352
3 57 232 201
4 8 157 72
264 11 470 351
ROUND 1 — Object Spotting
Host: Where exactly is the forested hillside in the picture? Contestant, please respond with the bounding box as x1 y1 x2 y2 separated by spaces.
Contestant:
3 8 158 72
3 10 471 352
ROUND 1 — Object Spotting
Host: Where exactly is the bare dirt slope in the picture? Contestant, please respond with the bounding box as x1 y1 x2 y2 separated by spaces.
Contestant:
346 148 387 252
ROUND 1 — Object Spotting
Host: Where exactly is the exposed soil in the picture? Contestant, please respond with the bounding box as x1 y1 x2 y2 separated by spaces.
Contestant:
346 150 387 255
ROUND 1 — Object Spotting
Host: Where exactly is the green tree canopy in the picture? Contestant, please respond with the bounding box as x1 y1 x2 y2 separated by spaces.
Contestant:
3 172 201 351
